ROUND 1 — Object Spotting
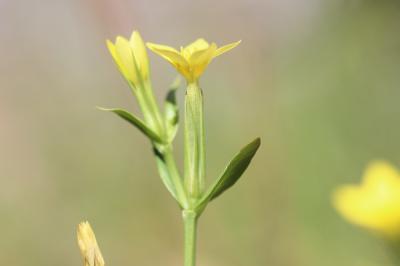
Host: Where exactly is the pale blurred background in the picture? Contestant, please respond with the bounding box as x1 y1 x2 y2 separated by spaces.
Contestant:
1 0 400 265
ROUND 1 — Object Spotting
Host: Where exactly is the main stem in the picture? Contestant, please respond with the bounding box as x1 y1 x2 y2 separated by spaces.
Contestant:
183 210 198 266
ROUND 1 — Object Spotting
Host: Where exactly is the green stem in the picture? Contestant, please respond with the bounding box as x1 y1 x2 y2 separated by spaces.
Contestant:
163 145 188 208
135 90 158 128
128 79 164 138
183 210 198 266
142 81 164 134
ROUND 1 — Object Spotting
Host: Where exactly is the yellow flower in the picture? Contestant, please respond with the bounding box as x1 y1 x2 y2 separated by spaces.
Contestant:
333 161 400 238
77 221 105 266
147 38 240 83
107 31 149 88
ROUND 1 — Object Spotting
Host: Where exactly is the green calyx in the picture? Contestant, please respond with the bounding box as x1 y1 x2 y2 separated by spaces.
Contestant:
184 82 206 203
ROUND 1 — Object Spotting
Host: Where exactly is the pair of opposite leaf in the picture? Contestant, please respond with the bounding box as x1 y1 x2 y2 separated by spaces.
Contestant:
102 31 260 209
76 136 260 265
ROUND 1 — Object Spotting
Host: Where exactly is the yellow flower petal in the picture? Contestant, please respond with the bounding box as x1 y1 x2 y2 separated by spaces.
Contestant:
107 40 123 70
333 161 400 238
363 161 400 189
190 43 217 80
147 42 190 79
214 40 241 57
115 36 137 84
333 185 367 225
107 40 131 81
147 43 187 66
130 31 149 80
148 38 240 83
182 38 209 60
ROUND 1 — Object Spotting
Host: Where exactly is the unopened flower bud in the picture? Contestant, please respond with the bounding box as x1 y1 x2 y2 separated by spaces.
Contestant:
77 221 105 266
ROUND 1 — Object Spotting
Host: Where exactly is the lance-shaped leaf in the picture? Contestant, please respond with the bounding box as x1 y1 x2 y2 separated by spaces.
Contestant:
153 147 179 203
98 107 164 144
164 77 181 142
197 138 261 209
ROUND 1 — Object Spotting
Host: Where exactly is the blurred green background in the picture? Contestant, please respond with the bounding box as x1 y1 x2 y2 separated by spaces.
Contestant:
1 0 400 265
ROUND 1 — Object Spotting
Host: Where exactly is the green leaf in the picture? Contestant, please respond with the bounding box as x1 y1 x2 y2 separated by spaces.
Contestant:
164 77 180 142
153 148 179 203
98 107 165 143
197 138 261 208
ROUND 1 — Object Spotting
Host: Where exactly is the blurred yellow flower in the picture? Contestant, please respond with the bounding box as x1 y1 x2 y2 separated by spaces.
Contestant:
107 31 149 88
147 38 240 83
77 221 105 266
333 161 400 238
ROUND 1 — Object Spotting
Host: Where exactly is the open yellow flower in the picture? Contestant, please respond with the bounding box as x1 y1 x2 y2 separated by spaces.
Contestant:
333 161 400 238
107 31 149 88
77 221 105 266
147 38 240 83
